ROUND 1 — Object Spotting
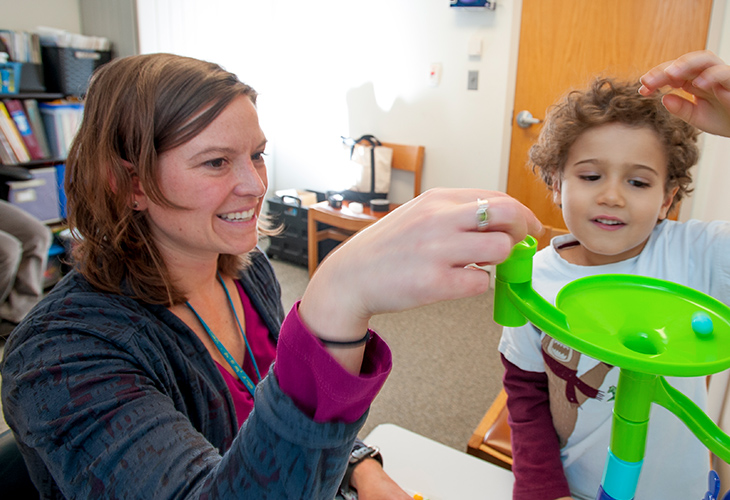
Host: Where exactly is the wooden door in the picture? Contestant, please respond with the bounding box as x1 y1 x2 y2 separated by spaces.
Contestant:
507 0 713 229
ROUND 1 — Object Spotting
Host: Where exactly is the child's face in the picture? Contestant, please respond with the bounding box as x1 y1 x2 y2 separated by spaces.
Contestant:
554 122 677 266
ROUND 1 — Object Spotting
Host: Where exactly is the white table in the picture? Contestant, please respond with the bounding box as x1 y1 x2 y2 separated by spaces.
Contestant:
361 423 514 500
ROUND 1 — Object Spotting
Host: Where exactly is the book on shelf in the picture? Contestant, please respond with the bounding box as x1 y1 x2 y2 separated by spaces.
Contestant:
23 99 52 159
38 101 84 159
0 125 18 164
3 98 48 160
0 29 42 64
0 101 30 162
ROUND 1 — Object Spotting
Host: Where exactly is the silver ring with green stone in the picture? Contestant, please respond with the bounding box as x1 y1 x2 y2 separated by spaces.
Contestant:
476 198 490 231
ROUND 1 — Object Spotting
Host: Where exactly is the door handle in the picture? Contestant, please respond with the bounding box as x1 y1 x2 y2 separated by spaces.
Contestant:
516 110 542 128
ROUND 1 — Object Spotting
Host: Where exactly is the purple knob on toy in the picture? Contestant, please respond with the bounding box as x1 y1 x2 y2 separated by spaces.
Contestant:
692 311 714 338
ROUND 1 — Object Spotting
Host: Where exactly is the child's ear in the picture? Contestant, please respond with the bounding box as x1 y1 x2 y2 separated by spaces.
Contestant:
552 180 562 208
659 185 680 220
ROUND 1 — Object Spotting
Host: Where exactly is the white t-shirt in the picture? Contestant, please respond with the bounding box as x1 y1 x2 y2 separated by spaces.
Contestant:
499 219 730 500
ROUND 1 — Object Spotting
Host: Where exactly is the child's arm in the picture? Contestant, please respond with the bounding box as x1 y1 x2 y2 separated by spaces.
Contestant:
501 354 574 500
639 50 730 137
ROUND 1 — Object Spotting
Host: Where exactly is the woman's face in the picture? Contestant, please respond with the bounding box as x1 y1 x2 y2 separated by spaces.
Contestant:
138 95 268 266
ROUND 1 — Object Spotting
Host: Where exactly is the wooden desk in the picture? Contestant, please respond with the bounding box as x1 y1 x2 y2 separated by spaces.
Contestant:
307 200 394 276
361 423 514 499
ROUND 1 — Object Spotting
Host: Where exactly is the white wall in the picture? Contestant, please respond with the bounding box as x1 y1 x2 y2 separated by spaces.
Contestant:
5 1 728 218
136 0 521 203
79 0 139 58
685 1 730 222
0 0 81 33
0 0 135 68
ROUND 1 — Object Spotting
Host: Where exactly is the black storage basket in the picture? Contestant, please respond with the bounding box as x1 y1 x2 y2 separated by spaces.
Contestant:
265 193 337 267
41 46 112 97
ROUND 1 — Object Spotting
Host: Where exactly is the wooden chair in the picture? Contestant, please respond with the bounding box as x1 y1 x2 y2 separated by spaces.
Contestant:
307 141 425 276
466 388 513 470
466 225 569 470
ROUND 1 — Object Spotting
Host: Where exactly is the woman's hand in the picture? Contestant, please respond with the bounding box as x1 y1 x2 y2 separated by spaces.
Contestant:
299 188 542 372
348 458 412 500
639 50 730 137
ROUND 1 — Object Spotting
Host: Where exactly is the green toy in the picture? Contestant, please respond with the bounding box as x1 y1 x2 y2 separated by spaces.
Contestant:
494 236 730 500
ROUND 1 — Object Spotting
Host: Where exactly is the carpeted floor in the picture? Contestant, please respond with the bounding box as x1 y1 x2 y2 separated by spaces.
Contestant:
0 254 506 453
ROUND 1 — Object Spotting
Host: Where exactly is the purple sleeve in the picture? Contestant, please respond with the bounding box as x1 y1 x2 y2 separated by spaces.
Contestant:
501 353 571 500
273 302 392 423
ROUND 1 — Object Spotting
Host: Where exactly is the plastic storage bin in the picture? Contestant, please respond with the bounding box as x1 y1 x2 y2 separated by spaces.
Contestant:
41 46 111 96
6 166 62 223
265 192 337 267
0 62 45 93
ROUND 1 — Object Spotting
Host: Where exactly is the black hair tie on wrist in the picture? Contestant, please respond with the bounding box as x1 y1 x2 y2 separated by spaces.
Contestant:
318 330 371 348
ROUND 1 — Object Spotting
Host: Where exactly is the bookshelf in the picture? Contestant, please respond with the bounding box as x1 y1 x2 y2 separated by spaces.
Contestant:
0 29 109 174
0 92 63 100
0 92 71 168
0 92 76 238
0 29 112 289
5 156 65 167
0 92 71 289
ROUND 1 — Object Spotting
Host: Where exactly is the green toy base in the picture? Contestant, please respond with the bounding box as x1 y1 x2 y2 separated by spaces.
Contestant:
556 274 730 376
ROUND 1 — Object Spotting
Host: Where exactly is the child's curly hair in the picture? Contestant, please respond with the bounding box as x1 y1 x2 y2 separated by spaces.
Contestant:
529 77 700 213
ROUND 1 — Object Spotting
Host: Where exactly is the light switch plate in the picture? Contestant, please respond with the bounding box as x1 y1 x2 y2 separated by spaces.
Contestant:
468 70 478 90
429 63 442 87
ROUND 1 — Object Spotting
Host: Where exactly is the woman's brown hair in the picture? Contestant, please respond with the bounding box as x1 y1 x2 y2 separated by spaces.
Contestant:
66 53 260 305
529 77 700 214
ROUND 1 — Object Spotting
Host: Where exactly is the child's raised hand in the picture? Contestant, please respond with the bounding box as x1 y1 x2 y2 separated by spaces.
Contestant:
639 50 730 137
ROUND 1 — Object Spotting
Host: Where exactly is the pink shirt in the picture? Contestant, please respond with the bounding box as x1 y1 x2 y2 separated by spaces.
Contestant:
213 281 277 427
217 282 391 427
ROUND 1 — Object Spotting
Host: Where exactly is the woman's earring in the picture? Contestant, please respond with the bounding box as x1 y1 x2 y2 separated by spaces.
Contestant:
133 201 139 209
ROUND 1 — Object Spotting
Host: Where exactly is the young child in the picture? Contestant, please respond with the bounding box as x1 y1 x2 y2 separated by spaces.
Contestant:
498 60 730 500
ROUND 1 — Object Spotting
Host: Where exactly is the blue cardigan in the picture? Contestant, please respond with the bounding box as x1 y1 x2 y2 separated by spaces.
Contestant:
1 251 366 499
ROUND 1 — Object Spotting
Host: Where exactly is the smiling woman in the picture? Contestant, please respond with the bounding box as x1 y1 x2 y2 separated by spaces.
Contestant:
65 54 265 305
0 52 542 499
142 96 268 269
